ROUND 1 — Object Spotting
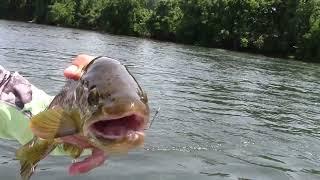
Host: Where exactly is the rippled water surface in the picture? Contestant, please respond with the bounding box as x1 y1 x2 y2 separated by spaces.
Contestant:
0 20 320 180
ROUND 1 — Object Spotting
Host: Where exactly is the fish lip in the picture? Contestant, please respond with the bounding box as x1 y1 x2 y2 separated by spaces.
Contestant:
85 112 147 141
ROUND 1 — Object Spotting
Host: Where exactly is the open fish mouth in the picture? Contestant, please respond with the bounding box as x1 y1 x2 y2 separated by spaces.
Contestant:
88 114 145 141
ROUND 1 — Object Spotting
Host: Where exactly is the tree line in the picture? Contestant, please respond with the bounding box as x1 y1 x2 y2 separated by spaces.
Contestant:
0 0 319 62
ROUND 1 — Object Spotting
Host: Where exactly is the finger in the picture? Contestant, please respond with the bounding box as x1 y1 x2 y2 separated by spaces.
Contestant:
69 148 107 176
64 54 96 80
64 65 81 80
71 54 95 69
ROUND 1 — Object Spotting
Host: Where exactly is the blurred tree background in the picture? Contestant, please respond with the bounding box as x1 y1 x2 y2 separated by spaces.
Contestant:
0 0 319 62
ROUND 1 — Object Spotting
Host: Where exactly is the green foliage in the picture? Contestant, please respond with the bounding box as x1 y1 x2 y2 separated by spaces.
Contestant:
133 7 152 36
48 0 76 26
98 0 150 35
76 0 108 28
33 0 51 23
148 0 183 40
0 0 32 20
0 1 9 18
176 0 211 44
296 0 320 61
0 0 319 62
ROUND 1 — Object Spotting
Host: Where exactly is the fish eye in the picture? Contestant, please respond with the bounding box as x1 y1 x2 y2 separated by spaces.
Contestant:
81 79 89 87
88 87 99 106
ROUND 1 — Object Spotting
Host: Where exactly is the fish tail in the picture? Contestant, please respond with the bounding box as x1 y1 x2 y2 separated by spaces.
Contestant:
16 138 57 180
19 158 36 180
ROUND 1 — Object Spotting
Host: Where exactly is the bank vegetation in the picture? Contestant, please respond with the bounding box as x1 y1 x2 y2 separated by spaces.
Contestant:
1 0 319 62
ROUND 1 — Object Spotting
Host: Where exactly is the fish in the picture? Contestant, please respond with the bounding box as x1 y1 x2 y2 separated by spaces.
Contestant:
15 57 150 180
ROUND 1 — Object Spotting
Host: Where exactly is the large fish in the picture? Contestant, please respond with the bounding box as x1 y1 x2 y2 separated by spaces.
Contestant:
16 57 150 180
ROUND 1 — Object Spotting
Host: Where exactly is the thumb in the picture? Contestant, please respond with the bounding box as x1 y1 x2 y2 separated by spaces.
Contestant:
64 65 82 80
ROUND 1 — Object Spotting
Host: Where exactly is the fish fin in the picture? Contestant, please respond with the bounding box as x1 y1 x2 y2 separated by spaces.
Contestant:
30 108 81 139
63 143 83 159
16 138 57 180
46 80 76 109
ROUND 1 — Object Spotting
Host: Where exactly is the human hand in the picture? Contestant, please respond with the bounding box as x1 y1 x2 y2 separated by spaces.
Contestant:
64 54 95 80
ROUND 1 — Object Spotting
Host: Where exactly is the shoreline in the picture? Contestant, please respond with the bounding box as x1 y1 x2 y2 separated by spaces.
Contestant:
0 18 310 63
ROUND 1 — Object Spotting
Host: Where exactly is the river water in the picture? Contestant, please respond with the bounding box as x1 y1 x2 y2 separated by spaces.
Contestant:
0 20 320 180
